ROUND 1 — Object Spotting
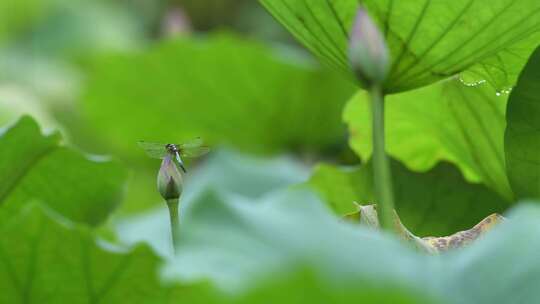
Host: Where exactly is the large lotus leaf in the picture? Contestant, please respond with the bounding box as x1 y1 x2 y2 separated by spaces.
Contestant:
158 183 540 303
81 33 355 158
259 0 540 92
0 204 218 303
0 116 126 226
308 161 509 236
505 46 540 200
164 188 438 301
344 79 512 200
0 202 434 303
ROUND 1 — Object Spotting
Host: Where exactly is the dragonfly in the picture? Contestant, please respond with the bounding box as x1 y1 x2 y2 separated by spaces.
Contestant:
138 137 209 173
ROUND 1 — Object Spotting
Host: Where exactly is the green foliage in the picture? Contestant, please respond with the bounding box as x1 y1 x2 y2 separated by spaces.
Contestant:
0 0 49 45
259 0 540 92
164 187 440 302
180 0 249 30
2 1 540 302
0 0 140 55
460 35 540 91
0 205 191 303
26 0 141 58
344 79 512 199
2 118 540 302
309 161 509 236
82 33 355 157
0 116 126 226
162 176 540 303
235 271 427 304
505 46 540 200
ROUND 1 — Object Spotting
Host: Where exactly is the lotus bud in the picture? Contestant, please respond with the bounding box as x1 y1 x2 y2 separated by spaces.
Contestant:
348 8 390 86
162 7 191 37
157 155 183 200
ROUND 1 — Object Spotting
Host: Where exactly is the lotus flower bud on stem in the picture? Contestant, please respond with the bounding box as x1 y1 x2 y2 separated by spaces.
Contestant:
157 154 183 252
349 8 395 232
348 8 390 86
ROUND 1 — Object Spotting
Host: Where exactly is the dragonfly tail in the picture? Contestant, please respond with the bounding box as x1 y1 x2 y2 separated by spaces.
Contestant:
175 152 187 173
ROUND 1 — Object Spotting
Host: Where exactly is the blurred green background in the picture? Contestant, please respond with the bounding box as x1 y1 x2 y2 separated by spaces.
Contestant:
0 0 358 215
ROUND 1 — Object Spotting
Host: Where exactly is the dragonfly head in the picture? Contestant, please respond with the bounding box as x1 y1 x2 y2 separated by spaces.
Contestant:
165 143 178 153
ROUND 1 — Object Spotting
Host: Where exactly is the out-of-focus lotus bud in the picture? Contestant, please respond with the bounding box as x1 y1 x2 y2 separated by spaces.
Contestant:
162 7 191 37
157 155 183 200
348 8 390 86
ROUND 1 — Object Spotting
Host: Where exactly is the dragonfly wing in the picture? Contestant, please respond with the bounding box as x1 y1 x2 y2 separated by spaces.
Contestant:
177 137 203 149
137 141 168 159
177 137 209 158
180 145 210 158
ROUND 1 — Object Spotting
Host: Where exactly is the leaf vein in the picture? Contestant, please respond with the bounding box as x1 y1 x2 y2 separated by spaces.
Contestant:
394 0 519 85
